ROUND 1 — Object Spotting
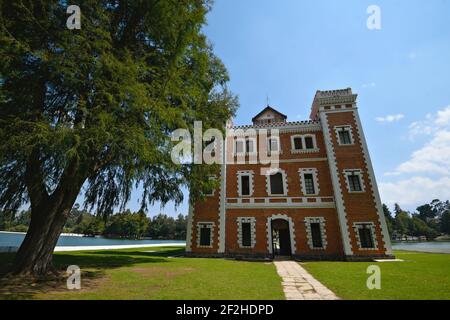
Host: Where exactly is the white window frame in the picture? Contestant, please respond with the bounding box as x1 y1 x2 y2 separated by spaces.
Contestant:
197 222 215 248
267 136 281 154
290 134 319 154
304 217 328 250
245 137 257 155
298 168 320 196
353 222 378 250
237 217 256 248
265 168 288 196
343 169 365 193
234 138 246 156
237 170 254 197
334 125 354 146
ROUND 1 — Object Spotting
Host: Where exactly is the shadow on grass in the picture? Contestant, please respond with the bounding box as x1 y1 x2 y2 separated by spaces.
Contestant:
0 247 184 300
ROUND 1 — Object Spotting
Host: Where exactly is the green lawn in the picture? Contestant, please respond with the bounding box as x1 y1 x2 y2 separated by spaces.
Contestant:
301 250 450 300
1 249 449 300
0 246 284 300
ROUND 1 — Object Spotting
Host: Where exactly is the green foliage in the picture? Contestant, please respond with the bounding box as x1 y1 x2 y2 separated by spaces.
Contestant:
441 211 450 234
385 200 450 240
104 210 149 239
382 204 394 236
0 0 237 217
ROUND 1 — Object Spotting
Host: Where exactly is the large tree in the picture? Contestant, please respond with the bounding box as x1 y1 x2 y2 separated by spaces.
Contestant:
0 0 237 275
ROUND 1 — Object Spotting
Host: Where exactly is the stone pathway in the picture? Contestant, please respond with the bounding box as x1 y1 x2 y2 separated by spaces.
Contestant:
274 261 340 300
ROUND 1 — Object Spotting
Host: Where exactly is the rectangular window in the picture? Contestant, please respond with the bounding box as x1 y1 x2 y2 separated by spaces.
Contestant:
270 173 284 195
348 174 362 192
305 136 314 149
235 140 244 154
338 130 352 145
246 139 254 153
241 175 250 196
304 174 315 195
241 222 252 247
293 137 303 150
310 223 323 248
269 138 279 152
358 226 374 248
199 224 211 246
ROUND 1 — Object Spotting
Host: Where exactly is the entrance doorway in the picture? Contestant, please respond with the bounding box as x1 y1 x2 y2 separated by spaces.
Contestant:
271 219 292 257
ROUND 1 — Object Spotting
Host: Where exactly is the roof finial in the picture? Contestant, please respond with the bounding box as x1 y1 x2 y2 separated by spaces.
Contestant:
266 94 270 107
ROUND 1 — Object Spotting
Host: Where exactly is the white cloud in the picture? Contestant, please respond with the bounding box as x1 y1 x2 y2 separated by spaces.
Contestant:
375 114 404 123
435 106 450 126
379 106 450 208
379 176 450 208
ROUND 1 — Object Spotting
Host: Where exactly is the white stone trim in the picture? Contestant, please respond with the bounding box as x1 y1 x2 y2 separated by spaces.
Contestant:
343 169 365 193
352 110 393 255
319 111 353 255
267 135 282 155
334 125 355 146
352 222 378 250
237 217 256 248
298 168 320 196
245 136 257 156
218 136 227 253
237 170 254 197
233 122 322 133
304 217 328 250
290 134 319 154
266 214 296 255
196 222 215 248
265 168 288 196
233 137 246 156
185 203 194 252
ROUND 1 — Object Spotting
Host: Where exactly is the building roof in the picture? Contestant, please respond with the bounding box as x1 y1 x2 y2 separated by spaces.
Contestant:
251 106 287 123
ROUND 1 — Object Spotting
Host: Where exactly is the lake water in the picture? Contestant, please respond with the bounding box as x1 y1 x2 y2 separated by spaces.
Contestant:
1 231 449 253
392 241 450 254
0 231 185 248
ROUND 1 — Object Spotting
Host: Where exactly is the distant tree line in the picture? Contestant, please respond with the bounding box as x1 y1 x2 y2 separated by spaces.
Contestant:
2 199 449 241
383 199 450 240
0 204 187 240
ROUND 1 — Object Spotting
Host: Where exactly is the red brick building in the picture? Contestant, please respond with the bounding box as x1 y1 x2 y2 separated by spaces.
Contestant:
186 88 393 261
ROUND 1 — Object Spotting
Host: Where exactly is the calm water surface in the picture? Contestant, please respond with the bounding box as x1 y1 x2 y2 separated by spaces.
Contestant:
0 231 185 247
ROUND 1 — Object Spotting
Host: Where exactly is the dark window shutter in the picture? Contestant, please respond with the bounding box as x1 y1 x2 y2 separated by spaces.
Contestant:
349 174 362 191
310 223 323 248
200 225 211 246
270 173 284 194
241 222 252 247
339 130 351 144
304 174 315 194
359 226 374 248
294 137 303 150
305 137 314 149
241 175 250 196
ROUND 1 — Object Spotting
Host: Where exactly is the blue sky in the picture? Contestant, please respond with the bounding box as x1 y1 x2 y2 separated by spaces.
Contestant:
127 0 450 216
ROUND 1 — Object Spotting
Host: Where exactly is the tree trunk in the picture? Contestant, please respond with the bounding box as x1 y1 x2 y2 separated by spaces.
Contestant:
12 198 75 276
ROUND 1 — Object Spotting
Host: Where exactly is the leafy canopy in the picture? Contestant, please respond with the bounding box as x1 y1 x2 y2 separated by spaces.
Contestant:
0 0 237 215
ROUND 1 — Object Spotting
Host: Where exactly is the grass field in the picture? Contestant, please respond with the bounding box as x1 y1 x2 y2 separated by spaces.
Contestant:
301 250 450 300
0 248 449 300
0 246 284 300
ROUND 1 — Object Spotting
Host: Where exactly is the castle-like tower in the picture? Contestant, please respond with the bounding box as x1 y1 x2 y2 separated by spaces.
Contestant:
186 88 393 261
